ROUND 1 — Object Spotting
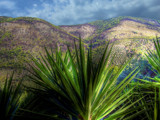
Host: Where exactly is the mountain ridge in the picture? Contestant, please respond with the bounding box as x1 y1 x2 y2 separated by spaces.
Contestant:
0 16 78 70
60 16 160 40
0 16 160 81
60 16 160 66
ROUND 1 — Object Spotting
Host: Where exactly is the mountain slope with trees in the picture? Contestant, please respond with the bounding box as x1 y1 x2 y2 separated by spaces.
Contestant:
0 16 160 80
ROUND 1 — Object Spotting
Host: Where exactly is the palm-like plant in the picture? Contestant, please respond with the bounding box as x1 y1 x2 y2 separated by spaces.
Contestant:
15 92 61 120
0 73 22 120
136 37 160 120
27 38 141 120
143 37 160 75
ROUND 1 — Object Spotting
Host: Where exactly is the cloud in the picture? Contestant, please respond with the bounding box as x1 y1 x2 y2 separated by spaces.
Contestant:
33 4 37 7
1 0 160 25
22 0 160 25
0 1 16 10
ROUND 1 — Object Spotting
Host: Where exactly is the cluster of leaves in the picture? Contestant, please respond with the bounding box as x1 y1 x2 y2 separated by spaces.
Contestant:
0 37 141 120
129 37 160 120
1 37 160 120
0 73 22 120
118 56 157 83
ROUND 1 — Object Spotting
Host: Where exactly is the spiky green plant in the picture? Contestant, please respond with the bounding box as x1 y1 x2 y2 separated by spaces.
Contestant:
0 73 22 120
15 90 62 120
136 37 160 120
27 38 142 120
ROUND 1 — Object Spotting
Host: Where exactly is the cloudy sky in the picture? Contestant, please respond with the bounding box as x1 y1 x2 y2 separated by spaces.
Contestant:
0 0 160 25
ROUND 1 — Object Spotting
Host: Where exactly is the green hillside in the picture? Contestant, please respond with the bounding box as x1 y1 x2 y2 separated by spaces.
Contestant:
1 16 160 81
60 16 160 66
0 16 79 81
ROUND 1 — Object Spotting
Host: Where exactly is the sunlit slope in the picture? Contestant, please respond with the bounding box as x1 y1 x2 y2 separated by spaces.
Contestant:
0 17 78 81
104 20 160 39
60 24 96 39
1 16 160 81
60 16 160 65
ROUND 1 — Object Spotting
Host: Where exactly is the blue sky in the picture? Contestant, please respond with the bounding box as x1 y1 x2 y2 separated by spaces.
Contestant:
0 0 160 25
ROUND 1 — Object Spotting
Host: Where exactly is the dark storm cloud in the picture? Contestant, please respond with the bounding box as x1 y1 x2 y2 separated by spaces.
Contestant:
0 0 160 25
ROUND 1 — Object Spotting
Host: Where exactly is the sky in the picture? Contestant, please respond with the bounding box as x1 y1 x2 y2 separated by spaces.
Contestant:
0 0 160 25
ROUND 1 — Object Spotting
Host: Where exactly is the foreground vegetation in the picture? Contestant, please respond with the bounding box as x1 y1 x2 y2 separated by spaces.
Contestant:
1 37 160 120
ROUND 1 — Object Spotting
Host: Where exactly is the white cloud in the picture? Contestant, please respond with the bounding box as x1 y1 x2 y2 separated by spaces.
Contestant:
33 4 37 7
13 0 160 25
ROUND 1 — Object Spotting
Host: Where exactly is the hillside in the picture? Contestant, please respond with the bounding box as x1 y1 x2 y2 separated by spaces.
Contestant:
60 16 160 64
1 16 160 81
60 16 160 40
0 17 78 80
60 24 96 39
